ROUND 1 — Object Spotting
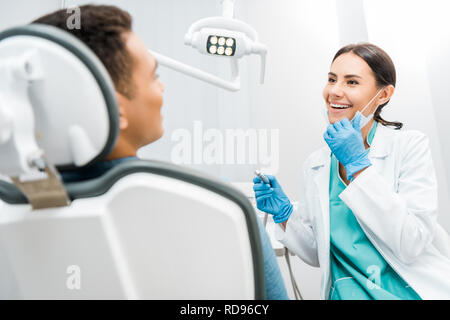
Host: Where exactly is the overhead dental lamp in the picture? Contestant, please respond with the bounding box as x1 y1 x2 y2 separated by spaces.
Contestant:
149 0 267 91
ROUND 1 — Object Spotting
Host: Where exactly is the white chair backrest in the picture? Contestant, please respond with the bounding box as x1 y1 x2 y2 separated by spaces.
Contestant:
0 162 265 299
0 24 119 174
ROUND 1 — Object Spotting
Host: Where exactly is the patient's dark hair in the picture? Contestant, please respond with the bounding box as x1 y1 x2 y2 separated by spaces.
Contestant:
333 43 403 130
32 4 135 98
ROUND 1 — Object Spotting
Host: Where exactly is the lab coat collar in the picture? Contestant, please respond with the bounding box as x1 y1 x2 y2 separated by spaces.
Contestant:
309 123 394 169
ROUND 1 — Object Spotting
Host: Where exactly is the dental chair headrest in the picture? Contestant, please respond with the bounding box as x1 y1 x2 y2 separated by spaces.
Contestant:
0 24 119 171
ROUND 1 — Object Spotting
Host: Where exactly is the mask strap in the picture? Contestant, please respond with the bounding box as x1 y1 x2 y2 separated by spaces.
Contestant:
361 88 383 114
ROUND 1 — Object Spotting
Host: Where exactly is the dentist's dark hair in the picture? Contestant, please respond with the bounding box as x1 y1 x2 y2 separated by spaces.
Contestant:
333 43 403 130
31 5 135 99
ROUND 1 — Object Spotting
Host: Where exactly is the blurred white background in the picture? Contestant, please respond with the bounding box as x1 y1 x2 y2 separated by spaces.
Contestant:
1 0 449 299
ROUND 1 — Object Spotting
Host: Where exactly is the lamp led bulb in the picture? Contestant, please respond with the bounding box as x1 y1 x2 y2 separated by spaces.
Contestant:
209 45 217 54
209 36 218 44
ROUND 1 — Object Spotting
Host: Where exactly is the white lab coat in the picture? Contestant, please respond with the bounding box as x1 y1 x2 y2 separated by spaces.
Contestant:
275 123 450 299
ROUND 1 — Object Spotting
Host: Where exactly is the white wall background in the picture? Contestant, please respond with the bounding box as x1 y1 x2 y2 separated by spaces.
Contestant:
1 0 449 300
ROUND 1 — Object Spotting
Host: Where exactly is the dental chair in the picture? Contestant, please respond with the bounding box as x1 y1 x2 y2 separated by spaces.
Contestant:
0 24 265 299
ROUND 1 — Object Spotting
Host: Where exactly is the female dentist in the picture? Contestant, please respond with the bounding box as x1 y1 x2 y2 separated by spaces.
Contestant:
253 43 450 300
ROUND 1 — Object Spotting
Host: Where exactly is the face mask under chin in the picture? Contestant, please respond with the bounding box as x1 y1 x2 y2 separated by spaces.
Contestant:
324 88 383 128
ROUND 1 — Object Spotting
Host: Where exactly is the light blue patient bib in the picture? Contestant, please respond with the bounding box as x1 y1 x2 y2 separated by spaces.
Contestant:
328 121 421 300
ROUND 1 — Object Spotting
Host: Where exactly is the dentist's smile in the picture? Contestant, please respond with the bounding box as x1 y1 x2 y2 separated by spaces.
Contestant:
328 102 353 116
330 102 353 109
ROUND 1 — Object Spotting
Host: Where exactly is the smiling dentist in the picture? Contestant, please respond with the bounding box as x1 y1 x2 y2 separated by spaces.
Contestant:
253 43 450 300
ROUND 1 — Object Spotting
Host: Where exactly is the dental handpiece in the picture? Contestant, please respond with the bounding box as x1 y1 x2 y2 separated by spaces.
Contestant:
254 170 270 226
254 170 270 184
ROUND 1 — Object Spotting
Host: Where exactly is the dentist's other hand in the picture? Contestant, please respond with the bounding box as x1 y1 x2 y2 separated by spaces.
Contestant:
252 175 293 223
323 112 372 180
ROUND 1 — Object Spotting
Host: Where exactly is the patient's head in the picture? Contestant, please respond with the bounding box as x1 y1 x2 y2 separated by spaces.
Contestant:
32 5 165 160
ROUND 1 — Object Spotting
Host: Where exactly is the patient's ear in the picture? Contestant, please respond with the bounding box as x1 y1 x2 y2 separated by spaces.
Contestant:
116 92 129 130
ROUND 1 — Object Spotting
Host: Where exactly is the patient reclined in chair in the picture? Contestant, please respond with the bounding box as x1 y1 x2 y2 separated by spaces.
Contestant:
0 22 273 299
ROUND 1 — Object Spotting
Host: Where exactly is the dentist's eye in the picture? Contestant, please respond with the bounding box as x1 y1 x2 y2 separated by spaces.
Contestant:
348 80 358 85
328 77 336 83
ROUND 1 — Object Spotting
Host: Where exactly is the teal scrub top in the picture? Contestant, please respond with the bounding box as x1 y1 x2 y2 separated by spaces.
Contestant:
328 121 421 300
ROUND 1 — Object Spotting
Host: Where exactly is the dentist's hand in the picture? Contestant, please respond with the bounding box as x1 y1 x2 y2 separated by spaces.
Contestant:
252 175 293 223
323 112 372 180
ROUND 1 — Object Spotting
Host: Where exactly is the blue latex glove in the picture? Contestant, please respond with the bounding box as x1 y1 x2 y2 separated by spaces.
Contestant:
252 175 293 223
323 112 372 180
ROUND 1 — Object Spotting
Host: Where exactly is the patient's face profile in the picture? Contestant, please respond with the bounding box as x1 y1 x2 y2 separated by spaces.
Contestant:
117 31 165 150
322 52 381 124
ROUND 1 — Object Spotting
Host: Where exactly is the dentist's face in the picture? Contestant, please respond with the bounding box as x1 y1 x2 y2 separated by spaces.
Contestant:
323 52 381 124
